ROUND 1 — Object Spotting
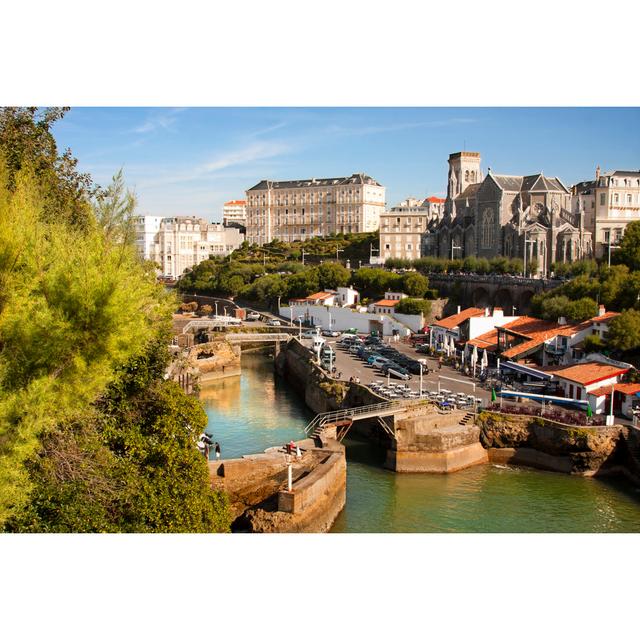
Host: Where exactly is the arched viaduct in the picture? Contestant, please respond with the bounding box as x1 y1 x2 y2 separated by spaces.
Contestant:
427 275 562 315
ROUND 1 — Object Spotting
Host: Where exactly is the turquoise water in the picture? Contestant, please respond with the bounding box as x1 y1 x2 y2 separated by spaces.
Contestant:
201 354 640 533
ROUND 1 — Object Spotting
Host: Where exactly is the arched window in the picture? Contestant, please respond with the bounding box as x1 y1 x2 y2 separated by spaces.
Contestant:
481 208 494 248
471 171 476 182
465 170 470 182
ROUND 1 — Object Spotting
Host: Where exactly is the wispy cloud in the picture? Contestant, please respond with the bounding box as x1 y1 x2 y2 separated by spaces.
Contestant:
248 121 288 137
135 140 292 189
131 107 187 134
324 117 477 137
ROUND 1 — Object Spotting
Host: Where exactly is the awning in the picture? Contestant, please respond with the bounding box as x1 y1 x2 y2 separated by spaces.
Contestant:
499 361 554 380
499 390 588 407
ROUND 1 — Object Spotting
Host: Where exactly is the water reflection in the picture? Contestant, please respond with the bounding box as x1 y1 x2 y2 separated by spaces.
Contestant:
201 354 640 533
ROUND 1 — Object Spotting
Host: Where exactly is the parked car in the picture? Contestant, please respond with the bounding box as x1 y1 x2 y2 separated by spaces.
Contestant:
246 311 261 321
415 344 430 354
322 329 341 337
266 319 281 326
382 363 412 379
370 356 391 369
302 329 319 339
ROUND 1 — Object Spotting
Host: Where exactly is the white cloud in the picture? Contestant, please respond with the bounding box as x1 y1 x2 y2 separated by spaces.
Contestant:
131 107 187 134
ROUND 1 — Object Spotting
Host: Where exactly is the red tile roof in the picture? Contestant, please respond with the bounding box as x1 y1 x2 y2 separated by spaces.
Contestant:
467 329 498 351
426 196 446 204
373 299 400 307
499 316 584 358
544 362 628 386
433 307 486 329
306 292 334 301
589 311 619 323
606 382 640 396
224 200 246 206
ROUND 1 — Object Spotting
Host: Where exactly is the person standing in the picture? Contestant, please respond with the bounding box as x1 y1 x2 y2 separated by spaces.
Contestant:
214 442 221 460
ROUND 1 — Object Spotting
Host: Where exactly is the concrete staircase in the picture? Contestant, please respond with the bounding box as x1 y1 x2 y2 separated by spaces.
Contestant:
459 412 475 427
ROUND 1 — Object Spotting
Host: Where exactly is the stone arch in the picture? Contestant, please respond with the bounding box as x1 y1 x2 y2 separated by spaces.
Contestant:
518 289 535 315
472 286 491 308
493 289 514 313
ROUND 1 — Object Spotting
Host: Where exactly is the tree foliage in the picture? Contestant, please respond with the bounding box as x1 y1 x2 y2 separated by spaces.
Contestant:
395 298 432 316
612 221 640 272
607 309 640 352
0 107 95 228
0 154 229 531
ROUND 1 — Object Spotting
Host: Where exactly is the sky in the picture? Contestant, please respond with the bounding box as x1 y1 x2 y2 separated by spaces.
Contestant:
52 107 640 222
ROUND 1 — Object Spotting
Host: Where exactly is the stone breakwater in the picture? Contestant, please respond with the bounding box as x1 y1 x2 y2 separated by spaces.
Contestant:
209 438 346 533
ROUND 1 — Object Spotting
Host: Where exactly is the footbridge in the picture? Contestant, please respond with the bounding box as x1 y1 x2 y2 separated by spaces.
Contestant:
304 398 425 441
225 333 293 344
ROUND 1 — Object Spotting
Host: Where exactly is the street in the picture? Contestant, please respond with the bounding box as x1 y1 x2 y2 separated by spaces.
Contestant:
299 335 492 405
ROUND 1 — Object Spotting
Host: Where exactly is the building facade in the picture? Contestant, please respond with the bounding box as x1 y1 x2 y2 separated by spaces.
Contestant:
425 151 592 274
245 174 385 245
222 200 247 228
379 196 445 262
135 215 244 278
572 167 640 261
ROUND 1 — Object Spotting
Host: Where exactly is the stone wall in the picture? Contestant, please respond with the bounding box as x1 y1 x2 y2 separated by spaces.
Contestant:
477 411 626 476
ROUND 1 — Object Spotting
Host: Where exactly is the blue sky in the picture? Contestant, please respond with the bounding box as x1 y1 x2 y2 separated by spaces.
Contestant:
52 107 640 221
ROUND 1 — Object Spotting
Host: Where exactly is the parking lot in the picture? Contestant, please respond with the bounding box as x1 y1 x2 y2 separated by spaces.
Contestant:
299 333 491 409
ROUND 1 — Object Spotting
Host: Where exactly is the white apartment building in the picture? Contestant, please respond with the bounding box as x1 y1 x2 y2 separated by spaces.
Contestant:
379 195 445 262
222 200 247 227
135 215 244 278
245 173 385 245
572 167 640 260
134 215 164 262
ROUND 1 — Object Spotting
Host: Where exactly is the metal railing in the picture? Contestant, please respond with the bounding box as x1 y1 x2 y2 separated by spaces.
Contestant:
226 333 292 342
304 398 425 435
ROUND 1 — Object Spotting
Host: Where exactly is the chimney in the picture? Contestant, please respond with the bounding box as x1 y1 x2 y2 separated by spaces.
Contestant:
598 304 606 317
484 307 490 317
457 305 461 314
596 165 601 180
493 307 504 318
558 316 567 325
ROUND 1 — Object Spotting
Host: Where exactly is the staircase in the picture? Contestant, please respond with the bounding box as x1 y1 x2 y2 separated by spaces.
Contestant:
459 412 475 427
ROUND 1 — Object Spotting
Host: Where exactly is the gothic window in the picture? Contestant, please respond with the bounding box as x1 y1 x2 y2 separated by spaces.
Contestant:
481 208 494 248
471 171 476 182
465 170 470 182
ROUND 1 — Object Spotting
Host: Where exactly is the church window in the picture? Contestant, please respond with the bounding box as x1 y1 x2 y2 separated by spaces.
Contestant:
471 171 476 182
465 170 469 182
481 208 494 248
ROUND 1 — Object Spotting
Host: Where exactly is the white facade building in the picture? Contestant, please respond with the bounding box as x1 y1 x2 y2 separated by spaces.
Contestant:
222 200 247 227
135 215 244 278
245 173 385 245
572 167 640 260
134 215 164 262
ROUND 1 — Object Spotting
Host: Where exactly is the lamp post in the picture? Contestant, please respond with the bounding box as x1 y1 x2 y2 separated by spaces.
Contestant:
297 316 303 339
301 249 308 265
419 358 427 398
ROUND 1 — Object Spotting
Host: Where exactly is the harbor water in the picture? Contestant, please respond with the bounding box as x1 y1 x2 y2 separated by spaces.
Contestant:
201 354 640 533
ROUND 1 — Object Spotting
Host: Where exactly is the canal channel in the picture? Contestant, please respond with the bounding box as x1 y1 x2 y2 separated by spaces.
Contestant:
201 353 640 533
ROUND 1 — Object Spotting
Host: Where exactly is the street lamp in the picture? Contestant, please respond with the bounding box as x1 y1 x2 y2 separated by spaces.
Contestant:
336 246 344 263
297 315 303 339
301 249 309 265
418 358 427 398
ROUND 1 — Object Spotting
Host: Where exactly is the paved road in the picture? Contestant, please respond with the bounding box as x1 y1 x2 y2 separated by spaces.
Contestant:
299 335 491 404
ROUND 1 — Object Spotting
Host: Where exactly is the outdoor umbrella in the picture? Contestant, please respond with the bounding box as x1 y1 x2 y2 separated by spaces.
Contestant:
587 403 593 418
449 335 456 358
491 387 497 403
481 348 489 373
470 344 478 376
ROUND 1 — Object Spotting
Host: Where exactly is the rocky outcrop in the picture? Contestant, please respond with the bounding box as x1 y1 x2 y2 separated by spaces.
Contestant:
477 411 626 476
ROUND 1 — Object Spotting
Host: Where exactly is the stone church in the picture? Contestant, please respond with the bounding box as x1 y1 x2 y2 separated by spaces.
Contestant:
424 151 592 274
